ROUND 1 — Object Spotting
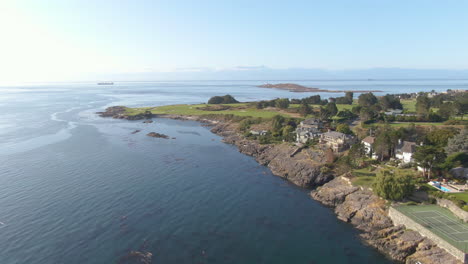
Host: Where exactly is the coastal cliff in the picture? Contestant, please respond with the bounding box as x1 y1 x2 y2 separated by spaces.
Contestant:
98 106 461 264
311 177 461 264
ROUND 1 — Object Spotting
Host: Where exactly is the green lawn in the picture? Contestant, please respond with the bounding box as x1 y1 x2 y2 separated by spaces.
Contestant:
125 104 295 119
451 192 468 203
351 168 377 187
290 103 354 111
401 99 416 113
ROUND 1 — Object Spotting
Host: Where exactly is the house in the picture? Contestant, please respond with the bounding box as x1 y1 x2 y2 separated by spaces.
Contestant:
296 118 323 144
395 140 417 163
362 136 377 159
384 109 403 116
320 131 355 152
250 130 268 136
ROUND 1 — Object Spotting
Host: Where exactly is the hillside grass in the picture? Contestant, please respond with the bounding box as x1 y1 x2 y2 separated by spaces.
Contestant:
451 192 468 203
125 104 295 119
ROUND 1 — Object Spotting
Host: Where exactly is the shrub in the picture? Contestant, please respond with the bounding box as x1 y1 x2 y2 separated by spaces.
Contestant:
207 94 239 104
373 169 415 201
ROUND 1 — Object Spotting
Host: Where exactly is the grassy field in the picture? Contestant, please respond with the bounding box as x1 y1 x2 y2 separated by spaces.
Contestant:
125 103 296 119
401 99 416 113
351 168 377 187
451 192 468 203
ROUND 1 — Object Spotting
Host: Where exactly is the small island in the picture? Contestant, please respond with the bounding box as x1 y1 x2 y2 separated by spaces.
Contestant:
257 83 383 93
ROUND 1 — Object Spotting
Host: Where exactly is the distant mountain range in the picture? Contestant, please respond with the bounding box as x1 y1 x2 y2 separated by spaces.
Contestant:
92 67 468 81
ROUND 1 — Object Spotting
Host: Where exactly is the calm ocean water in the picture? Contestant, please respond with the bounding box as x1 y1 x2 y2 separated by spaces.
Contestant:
0 80 466 263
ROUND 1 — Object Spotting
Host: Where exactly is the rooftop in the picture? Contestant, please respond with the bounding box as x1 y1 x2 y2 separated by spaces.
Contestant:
362 136 375 144
397 141 417 153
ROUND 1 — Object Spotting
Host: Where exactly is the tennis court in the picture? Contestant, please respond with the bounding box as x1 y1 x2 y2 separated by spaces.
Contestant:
394 204 468 252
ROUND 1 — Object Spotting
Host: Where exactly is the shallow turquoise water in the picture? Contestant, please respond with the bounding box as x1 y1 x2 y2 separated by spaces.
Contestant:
2 80 463 263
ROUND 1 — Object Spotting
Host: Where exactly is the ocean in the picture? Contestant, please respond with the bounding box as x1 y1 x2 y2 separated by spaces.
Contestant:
0 79 466 263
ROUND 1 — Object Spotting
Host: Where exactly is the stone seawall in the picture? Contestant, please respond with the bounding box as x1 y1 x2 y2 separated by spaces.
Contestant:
312 177 462 264
437 198 468 223
389 207 467 263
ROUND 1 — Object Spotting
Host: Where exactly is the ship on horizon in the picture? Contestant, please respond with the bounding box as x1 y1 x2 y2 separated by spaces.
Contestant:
97 81 114 85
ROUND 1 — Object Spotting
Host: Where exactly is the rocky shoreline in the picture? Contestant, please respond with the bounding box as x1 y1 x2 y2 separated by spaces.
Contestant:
98 106 461 264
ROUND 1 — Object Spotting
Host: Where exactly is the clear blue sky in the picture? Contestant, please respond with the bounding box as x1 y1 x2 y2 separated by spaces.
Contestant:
1 0 468 82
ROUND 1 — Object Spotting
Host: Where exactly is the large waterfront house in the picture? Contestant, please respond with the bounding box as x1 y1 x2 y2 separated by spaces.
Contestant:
395 140 417 163
296 118 323 144
362 136 377 159
320 131 355 152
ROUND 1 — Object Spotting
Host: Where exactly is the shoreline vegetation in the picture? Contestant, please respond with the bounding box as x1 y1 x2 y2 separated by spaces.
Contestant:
97 90 467 264
257 82 384 93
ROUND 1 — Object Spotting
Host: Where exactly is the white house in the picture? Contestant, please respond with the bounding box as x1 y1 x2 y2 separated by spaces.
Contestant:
395 140 417 163
362 136 377 159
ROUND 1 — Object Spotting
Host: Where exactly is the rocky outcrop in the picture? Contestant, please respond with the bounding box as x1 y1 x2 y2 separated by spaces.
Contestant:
210 122 332 188
311 177 461 264
146 132 169 139
117 251 152 264
97 106 153 120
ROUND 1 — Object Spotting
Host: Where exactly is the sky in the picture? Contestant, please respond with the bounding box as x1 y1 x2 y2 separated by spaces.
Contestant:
1 0 468 82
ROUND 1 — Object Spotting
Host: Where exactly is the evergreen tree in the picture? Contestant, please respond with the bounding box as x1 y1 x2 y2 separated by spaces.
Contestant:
445 128 468 155
358 92 378 107
374 170 415 201
415 95 431 115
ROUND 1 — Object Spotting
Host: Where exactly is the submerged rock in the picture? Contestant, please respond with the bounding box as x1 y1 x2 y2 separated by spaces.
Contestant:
143 120 153 123
146 132 169 139
131 130 141 134
117 251 152 264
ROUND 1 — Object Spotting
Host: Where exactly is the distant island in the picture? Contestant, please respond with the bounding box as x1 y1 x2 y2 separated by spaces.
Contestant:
257 83 383 93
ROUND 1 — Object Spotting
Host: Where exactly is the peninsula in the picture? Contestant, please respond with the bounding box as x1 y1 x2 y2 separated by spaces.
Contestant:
98 90 467 264
257 83 383 93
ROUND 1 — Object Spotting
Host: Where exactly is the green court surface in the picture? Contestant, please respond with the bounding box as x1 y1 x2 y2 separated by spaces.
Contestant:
394 205 468 252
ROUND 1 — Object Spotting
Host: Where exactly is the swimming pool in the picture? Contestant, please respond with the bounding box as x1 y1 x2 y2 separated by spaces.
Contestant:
430 181 451 192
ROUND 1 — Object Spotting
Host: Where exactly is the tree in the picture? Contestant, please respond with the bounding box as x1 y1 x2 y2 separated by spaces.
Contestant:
413 145 446 179
359 107 375 122
438 102 455 119
271 115 285 132
345 91 353 103
415 95 431 115
373 130 392 161
325 102 338 117
275 98 290 109
207 94 239 104
282 125 295 142
301 95 322 104
358 93 378 107
445 128 468 155
425 127 458 148
348 143 366 167
373 169 415 201
379 94 403 110
320 107 331 120
298 102 313 117
336 124 353 135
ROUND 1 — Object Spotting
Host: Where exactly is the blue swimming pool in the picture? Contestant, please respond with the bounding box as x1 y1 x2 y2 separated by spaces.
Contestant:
431 181 451 192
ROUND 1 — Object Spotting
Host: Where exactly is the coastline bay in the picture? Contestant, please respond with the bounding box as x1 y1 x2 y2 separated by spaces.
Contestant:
1 80 466 263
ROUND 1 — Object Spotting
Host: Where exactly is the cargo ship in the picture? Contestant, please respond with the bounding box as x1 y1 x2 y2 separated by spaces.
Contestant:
97 82 114 85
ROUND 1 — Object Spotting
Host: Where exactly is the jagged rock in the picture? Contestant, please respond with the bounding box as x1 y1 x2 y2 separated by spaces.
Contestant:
117 250 152 264
211 122 331 188
406 239 461 264
311 177 359 206
311 176 462 264
147 132 169 139
364 226 424 261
